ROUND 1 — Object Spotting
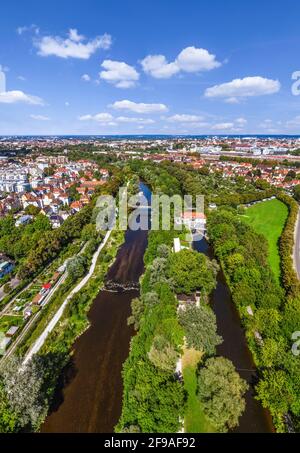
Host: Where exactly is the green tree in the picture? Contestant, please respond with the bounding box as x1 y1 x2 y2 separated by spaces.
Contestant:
166 249 217 295
3 283 11 294
0 356 47 430
256 369 293 427
0 384 18 432
148 334 178 372
148 258 170 287
81 223 97 242
128 298 144 331
293 185 300 202
25 205 41 216
157 244 171 260
259 337 286 368
67 255 87 282
197 357 248 432
179 305 222 356
255 179 270 190
251 308 281 339
281 297 300 339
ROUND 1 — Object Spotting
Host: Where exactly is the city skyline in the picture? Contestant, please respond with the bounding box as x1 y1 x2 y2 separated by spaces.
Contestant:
1 0 300 135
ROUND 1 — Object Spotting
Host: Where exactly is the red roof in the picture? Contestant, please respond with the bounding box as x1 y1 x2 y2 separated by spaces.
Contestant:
32 294 42 305
43 283 52 290
182 212 206 220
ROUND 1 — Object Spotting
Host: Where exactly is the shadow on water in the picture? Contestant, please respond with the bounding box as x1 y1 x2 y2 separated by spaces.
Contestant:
194 237 274 433
46 359 77 413
41 183 151 433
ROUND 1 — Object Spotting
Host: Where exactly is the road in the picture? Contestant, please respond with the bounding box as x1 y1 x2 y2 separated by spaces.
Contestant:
294 207 300 279
22 229 112 365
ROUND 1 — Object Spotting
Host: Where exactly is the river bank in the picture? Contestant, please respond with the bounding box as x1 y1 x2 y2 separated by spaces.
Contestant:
194 238 274 433
42 180 274 433
41 183 151 433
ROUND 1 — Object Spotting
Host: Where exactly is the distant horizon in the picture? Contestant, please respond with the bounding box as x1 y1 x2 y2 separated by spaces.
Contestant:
1 134 300 139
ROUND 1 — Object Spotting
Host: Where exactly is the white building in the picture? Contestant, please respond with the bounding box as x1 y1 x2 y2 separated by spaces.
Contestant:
176 211 207 231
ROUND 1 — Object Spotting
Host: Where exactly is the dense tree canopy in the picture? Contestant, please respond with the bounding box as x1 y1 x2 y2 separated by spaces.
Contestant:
197 357 248 432
179 305 222 356
166 249 217 295
208 205 300 431
0 356 48 431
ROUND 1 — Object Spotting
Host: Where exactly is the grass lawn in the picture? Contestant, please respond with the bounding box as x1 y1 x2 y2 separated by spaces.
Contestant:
0 315 23 334
243 199 288 283
182 348 217 433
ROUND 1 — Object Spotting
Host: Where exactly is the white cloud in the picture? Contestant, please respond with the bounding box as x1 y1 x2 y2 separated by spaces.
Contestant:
30 114 50 121
68 29 84 42
211 122 235 131
17 24 40 35
111 99 168 114
224 97 240 104
141 55 179 79
99 60 139 88
205 76 281 102
81 74 91 82
141 46 221 79
65 101 70 107
236 117 247 126
167 114 204 123
176 47 221 72
79 113 155 125
116 116 155 124
17 76 26 81
79 113 114 123
286 116 300 129
35 29 112 59
260 119 273 128
0 90 44 105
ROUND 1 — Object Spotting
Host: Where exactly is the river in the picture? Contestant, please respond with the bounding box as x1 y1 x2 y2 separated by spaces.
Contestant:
42 183 151 433
194 238 274 433
42 182 273 433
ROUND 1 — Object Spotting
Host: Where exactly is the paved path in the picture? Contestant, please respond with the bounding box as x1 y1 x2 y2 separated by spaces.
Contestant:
22 230 112 365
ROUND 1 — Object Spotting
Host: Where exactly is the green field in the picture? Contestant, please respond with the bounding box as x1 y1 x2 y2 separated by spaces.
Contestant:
244 199 288 282
182 349 217 433
183 365 217 433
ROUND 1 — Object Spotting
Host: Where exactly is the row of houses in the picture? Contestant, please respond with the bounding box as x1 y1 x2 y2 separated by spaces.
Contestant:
0 158 110 226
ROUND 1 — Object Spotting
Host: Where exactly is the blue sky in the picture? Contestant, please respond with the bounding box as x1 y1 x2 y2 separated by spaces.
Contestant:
1 0 300 135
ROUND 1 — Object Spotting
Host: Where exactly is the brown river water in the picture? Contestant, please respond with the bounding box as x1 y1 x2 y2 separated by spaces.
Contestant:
42 183 273 433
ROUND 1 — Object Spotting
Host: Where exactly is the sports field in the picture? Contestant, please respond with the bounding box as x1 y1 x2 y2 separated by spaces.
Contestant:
244 199 288 282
